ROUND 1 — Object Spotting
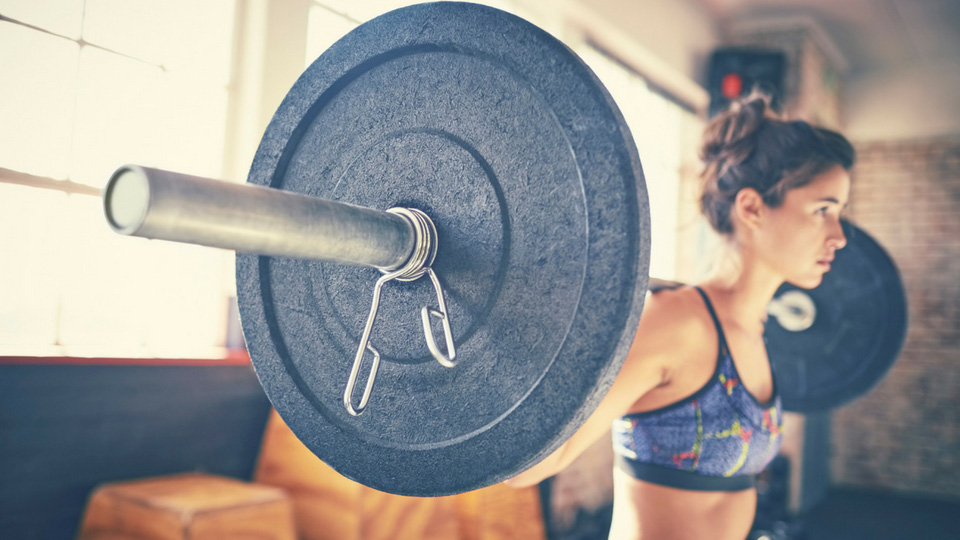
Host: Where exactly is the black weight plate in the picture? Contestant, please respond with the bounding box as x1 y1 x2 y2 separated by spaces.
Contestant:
236 2 650 496
765 221 907 412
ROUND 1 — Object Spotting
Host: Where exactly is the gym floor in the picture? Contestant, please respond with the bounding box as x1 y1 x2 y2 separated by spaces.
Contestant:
542 485 960 540
800 488 960 540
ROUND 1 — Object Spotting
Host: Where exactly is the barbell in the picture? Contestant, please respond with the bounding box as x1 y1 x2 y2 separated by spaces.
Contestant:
101 2 906 496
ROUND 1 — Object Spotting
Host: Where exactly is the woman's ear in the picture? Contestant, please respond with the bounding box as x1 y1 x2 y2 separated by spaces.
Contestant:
732 188 765 231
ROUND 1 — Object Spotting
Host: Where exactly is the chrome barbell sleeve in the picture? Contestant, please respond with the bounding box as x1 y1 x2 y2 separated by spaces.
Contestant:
103 165 418 271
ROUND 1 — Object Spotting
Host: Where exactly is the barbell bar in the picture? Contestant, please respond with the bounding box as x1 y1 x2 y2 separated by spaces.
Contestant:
104 164 418 272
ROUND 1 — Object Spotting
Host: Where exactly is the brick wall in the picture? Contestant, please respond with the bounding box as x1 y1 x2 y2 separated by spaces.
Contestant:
834 136 960 499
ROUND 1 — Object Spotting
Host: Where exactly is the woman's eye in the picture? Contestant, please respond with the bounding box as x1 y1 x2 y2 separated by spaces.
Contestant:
815 207 829 216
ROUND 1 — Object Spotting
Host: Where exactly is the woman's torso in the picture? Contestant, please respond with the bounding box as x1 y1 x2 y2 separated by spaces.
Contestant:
609 285 781 539
611 468 758 540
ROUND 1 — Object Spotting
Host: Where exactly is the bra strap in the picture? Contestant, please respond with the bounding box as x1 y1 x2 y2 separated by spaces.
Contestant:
693 286 729 353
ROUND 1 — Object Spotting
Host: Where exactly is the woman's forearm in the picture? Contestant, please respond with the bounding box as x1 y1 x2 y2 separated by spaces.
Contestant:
503 444 567 488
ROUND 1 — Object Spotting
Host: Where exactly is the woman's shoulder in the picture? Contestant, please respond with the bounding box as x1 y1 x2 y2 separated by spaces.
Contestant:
642 283 712 331
634 283 717 373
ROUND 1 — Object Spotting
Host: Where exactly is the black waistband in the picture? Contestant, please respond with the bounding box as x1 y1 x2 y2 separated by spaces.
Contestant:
615 454 756 492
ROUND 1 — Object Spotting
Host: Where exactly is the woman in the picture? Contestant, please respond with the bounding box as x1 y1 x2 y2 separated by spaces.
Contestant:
507 94 855 540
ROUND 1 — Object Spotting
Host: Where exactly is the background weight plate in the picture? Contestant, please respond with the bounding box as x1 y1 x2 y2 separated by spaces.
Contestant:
765 221 908 412
236 2 650 496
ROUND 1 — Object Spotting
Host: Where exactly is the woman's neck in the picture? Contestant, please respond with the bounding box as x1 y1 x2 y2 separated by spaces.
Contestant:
701 244 784 335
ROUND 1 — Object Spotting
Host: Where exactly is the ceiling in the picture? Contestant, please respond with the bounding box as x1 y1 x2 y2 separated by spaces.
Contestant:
696 0 960 76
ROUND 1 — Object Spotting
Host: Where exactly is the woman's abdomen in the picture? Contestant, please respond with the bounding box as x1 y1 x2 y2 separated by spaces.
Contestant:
609 467 757 540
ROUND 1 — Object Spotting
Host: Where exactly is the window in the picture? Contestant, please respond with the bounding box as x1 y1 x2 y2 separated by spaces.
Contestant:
0 0 237 357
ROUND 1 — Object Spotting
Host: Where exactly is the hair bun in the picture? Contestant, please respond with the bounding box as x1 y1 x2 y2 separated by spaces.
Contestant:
700 91 773 165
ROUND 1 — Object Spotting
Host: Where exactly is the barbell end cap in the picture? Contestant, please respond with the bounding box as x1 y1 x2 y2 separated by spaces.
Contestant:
103 165 151 235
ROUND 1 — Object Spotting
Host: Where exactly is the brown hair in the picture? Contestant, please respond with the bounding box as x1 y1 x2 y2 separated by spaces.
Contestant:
699 93 855 234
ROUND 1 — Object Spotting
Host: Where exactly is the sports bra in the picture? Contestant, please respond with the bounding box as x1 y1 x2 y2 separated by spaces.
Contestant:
611 286 783 491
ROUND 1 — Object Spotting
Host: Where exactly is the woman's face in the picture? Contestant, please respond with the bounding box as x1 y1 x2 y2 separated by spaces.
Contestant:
756 165 851 289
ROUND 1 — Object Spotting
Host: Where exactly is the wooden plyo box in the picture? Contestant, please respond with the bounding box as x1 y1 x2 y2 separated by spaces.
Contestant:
255 409 547 540
78 473 297 540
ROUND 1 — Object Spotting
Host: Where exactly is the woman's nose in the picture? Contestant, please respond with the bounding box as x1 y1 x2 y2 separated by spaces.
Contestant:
829 221 848 251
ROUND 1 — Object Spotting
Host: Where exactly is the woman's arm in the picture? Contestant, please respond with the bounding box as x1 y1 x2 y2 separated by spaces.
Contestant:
505 290 701 487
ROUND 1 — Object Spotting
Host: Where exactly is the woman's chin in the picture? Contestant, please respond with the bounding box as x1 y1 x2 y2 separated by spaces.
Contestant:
787 273 824 290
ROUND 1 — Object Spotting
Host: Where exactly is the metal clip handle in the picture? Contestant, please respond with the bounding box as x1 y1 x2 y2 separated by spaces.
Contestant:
420 268 457 368
344 343 381 416
344 270 400 416
345 266 457 416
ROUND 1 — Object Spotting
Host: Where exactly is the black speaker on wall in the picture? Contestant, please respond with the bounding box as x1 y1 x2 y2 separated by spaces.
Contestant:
707 47 786 118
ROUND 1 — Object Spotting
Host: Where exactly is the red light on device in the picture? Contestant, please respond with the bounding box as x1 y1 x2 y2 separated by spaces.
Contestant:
721 73 743 99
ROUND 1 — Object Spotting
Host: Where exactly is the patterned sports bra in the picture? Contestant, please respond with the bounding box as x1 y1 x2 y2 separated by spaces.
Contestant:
612 286 783 491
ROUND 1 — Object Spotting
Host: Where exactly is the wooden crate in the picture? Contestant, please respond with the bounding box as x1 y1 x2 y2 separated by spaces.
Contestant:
78 473 297 540
255 409 547 540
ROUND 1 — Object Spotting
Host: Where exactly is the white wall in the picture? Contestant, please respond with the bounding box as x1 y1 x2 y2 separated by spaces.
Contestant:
845 59 960 142
577 0 720 86
559 0 960 143
511 0 719 111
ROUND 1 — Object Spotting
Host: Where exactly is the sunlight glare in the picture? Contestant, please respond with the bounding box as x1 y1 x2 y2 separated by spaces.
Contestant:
0 23 78 179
